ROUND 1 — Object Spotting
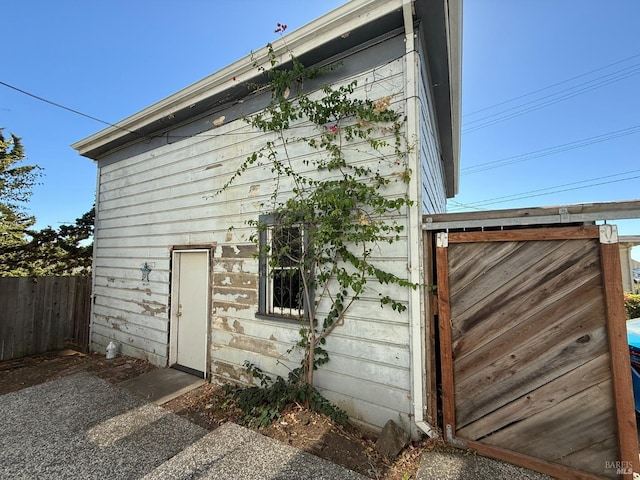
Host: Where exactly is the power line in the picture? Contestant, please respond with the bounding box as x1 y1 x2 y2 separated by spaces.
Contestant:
463 64 640 133
464 62 640 127
447 199 485 211
0 51 409 144
462 125 640 174
463 51 640 118
448 169 640 210
0 80 145 139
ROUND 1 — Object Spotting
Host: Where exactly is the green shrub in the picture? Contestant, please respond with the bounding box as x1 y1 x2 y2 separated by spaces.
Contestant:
625 293 640 319
223 361 347 429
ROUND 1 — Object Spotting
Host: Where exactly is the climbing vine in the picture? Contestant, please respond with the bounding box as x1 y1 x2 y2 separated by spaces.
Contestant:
220 36 416 396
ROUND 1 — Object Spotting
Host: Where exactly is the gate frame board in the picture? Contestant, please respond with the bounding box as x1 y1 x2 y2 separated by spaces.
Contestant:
435 224 639 480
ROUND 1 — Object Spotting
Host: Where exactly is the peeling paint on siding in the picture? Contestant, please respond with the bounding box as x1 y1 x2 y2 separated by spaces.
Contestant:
212 317 233 332
138 300 167 316
213 261 248 273
221 245 255 258
213 361 251 384
213 289 257 309
213 302 251 312
232 320 244 334
212 317 245 334
229 335 280 358
213 272 256 288
212 246 258 313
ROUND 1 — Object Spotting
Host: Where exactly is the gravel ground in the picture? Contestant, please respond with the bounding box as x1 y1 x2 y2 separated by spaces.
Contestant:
415 446 553 480
0 372 367 479
0 372 206 479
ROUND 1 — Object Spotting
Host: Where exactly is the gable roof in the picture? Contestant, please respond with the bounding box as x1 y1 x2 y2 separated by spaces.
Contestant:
73 0 461 194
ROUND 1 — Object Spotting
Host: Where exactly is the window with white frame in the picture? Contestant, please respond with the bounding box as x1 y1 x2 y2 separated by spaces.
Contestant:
258 216 305 319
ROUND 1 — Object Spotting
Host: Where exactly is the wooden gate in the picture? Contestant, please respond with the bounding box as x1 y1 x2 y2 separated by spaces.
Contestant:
435 225 639 479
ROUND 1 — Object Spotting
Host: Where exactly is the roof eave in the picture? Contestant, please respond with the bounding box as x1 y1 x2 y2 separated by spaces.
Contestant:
72 0 404 158
447 0 463 197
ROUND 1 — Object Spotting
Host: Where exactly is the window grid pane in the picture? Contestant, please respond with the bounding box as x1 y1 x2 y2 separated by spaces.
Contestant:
267 225 303 317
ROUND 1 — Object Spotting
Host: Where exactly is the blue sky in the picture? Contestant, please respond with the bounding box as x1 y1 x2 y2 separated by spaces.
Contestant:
2 1 638 259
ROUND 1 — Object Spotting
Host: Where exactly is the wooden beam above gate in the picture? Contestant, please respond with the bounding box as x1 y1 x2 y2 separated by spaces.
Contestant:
423 200 640 231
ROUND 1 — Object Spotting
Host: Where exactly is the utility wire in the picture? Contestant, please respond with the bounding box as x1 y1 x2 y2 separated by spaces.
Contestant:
462 125 640 174
448 169 640 210
0 80 145 139
464 62 640 127
463 65 640 133
463 51 640 118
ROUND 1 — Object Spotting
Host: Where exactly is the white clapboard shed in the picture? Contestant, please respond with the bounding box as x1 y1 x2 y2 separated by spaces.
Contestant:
73 0 462 435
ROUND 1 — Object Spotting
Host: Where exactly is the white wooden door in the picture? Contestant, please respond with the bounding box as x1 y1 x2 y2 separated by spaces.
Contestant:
170 250 209 377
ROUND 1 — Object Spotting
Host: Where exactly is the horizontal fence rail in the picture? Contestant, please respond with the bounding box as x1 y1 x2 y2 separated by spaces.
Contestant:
0 276 91 361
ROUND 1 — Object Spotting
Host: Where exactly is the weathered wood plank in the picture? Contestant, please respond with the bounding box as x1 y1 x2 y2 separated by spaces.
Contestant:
448 226 600 243
457 353 612 440
481 380 616 471
439 226 632 479
435 243 456 434
58 277 72 345
451 242 597 334
450 238 600 356
423 232 438 423
557 433 618 478
424 201 640 230
0 277 91 361
0 279 18 360
454 273 604 398
447 240 525 297
455 320 609 428
16 279 32 358
73 277 90 347
599 241 640 473
463 439 603 480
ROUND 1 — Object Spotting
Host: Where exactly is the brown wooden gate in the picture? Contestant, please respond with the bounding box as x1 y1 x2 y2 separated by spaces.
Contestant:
435 225 639 479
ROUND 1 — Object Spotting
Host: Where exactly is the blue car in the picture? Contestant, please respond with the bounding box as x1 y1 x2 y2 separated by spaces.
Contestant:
626 318 640 414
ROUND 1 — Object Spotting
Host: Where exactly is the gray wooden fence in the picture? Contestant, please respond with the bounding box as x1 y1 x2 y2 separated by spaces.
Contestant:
0 276 91 361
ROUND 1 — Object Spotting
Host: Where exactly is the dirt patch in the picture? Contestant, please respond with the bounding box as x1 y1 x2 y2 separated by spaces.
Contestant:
1 350 437 479
0 349 156 395
163 384 440 479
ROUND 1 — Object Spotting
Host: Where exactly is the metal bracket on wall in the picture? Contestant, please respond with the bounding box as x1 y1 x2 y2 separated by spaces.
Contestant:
559 207 569 223
446 424 467 447
437 232 449 248
599 224 618 244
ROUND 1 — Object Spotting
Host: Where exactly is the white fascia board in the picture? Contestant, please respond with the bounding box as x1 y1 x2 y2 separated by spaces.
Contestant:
620 236 640 246
446 0 463 196
72 0 403 156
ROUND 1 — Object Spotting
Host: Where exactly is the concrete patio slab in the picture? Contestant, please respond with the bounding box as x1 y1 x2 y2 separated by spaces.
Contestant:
119 367 206 404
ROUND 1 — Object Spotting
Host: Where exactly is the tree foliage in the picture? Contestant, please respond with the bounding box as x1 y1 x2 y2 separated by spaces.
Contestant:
220 43 415 392
0 130 93 277
0 130 42 208
0 206 95 277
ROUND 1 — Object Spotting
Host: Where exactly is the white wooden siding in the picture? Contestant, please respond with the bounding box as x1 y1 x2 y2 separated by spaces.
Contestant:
91 49 444 431
418 44 447 213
